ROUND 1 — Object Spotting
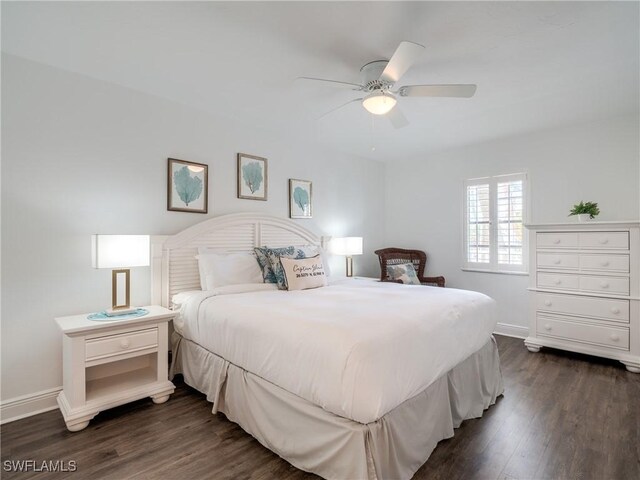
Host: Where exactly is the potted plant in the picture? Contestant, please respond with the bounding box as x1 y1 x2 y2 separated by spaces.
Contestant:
569 201 600 222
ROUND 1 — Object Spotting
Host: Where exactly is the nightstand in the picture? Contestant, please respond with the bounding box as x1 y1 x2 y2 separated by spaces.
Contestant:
55 305 175 431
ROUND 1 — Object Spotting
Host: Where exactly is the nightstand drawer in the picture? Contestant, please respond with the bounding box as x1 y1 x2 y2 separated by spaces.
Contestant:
86 328 158 362
579 232 629 250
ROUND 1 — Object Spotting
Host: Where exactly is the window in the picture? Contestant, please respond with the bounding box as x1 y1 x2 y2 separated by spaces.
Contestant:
463 173 527 273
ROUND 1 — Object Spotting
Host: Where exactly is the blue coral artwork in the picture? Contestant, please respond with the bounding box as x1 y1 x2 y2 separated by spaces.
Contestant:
289 179 312 218
237 153 268 200
168 158 208 213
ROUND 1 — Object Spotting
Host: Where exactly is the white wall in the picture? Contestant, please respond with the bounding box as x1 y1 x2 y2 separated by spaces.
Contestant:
384 114 640 334
0 54 385 413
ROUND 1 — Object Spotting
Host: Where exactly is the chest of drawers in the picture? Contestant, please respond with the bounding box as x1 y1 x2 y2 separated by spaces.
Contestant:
524 222 639 373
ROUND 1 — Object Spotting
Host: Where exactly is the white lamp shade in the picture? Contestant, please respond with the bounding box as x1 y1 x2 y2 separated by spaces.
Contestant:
92 235 150 269
330 237 363 256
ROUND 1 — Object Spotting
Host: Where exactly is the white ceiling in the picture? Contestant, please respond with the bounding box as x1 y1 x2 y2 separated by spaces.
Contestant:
2 1 639 161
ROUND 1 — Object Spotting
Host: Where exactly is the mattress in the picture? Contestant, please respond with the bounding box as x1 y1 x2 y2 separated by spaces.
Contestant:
174 278 497 424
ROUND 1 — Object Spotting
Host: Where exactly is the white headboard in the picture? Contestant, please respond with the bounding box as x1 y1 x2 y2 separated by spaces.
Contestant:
151 213 322 307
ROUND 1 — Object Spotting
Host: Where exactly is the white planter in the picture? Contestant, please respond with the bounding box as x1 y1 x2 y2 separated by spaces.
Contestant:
576 214 591 222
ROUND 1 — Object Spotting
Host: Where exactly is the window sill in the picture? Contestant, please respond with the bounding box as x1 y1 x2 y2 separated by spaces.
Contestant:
461 268 529 276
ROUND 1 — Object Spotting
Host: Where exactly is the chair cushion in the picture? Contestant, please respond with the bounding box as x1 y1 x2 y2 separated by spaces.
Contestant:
386 263 421 285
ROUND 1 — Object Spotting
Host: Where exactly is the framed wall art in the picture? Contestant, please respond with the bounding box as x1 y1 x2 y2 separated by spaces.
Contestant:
289 179 312 219
167 158 208 214
237 153 268 201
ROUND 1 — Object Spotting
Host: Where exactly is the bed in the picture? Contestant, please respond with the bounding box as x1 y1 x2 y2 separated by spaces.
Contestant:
151 213 504 480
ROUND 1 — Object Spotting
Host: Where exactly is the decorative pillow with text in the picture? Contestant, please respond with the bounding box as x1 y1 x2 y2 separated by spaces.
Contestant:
280 255 328 291
255 245 319 287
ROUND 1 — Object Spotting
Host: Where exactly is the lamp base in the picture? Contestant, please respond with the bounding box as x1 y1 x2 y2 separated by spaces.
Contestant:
105 307 139 317
346 256 354 277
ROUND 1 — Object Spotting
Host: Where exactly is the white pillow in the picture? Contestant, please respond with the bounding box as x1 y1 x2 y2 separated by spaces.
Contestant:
280 255 328 291
318 247 332 277
196 253 263 290
196 247 225 289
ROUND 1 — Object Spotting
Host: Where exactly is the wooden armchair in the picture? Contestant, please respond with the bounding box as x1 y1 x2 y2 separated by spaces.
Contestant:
374 248 445 287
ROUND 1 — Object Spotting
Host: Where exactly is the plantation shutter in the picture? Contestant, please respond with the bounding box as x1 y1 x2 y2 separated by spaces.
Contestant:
463 173 527 273
497 178 524 266
466 183 491 264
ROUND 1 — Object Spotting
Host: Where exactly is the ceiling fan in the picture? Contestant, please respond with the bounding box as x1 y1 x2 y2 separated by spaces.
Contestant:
298 41 476 128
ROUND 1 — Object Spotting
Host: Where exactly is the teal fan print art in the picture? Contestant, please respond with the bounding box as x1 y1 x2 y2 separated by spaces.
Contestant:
174 166 203 206
242 162 263 194
293 187 309 211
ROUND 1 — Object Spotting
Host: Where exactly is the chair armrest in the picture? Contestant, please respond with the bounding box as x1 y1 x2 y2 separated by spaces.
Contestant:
420 276 446 288
381 278 403 284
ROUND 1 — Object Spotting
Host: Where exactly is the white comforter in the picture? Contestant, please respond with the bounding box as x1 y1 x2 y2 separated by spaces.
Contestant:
175 279 497 424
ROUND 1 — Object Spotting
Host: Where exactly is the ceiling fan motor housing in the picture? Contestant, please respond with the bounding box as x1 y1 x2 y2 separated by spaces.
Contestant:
360 60 392 92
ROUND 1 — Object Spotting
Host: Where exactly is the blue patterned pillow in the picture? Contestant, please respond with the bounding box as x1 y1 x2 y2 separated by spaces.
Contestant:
254 245 319 287
386 263 421 285
254 247 277 283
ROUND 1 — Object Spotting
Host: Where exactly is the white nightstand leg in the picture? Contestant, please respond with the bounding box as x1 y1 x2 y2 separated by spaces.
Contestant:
151 394 170 404
524 338 542 353
65 419 92 432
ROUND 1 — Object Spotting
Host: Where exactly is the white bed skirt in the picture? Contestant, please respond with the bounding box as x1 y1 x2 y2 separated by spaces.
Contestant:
171 335 504 480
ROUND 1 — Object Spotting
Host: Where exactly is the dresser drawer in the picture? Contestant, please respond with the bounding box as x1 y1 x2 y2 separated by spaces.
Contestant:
536 315 629 350
579 276 629 295
537 253 579 270
86 328 158 361
537 272 579 291
537 232 578 249
579 232 629 250
536 293 629 323
579 254 629 273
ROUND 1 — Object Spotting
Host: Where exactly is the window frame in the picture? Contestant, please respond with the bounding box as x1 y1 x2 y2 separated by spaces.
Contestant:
462 172 529 275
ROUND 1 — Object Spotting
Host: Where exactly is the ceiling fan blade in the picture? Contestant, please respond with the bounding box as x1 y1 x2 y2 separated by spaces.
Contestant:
387 106 409 129
318 98 364 119
379 41 425 84
398 84 477 98
297 76 363 90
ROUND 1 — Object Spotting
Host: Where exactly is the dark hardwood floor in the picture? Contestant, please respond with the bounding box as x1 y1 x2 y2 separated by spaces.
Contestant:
2 335 639 480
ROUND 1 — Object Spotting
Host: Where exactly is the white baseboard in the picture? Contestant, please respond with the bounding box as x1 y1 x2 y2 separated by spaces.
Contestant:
494 322 529 339
0 387 61 424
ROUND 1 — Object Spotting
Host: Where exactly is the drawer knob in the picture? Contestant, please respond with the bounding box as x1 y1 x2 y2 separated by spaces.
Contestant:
544 300 552 307
554 258 562 265
600 261 610 267
611 307 620 315
554 279 562 285
544 323 552 331
600 282 610 289
599 238 609 245
553 239 561 244
610 333 620 342
119 339 131 349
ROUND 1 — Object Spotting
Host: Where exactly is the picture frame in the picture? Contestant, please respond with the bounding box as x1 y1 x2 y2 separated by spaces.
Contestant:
289 179 312 219
167 158 208 214
237 153 268 201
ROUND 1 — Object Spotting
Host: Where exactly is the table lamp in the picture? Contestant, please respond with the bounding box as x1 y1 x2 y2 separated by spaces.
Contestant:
92 235 150 315
330 237 363 277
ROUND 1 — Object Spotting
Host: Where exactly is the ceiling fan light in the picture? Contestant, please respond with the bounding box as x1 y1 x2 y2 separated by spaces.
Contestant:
362 92 397 115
